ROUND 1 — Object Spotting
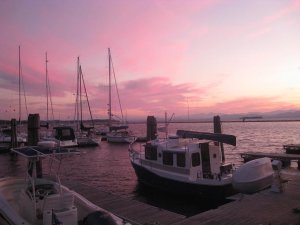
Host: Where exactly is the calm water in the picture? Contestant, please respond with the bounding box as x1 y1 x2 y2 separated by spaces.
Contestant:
1 121 299 216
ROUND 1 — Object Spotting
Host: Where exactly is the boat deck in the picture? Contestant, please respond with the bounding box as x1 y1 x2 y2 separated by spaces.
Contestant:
64 172 300 225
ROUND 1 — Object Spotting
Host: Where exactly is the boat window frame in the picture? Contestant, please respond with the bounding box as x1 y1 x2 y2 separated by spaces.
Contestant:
176 152 186 167
191 152 201 167
162 151 173 166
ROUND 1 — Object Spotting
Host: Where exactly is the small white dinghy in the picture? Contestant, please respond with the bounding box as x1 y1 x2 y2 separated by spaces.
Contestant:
232 157 274 194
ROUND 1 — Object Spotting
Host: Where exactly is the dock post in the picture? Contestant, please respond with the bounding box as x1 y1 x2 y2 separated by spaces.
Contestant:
214 115 225 162
10 119 17 148
28 114 40 146
27 114 42 178
147 116 157 141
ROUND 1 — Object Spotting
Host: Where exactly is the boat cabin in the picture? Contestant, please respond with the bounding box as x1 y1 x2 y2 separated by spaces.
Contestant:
53 126 77 147
144 137 233 180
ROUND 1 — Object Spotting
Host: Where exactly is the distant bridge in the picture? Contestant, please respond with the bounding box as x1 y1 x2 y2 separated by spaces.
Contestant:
240 116 263 122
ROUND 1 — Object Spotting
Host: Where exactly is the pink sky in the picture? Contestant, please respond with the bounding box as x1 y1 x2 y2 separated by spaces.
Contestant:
0 0 299 121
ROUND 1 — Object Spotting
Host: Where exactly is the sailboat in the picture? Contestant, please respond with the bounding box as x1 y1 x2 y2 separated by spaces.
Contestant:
39 53 78 148
0 46 27 152
105 48 136 143
74 57 101 147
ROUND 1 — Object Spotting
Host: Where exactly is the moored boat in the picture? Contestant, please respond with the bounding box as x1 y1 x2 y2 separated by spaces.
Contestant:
129 130 237 199
0 145 130 225
232 157 274 194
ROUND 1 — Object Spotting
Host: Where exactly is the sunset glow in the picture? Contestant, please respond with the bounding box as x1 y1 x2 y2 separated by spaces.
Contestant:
0 0 299 121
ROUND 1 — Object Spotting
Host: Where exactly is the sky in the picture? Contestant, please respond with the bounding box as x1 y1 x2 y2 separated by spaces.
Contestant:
0 0 299 121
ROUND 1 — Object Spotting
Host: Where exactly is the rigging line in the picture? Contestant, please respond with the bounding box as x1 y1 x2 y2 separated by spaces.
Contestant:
74 57 80 129
79 65 83 125
110 56 124 122
46 53 55 121
19 51 29 119
48 79 55 121
18 46 21 123
80 66 95 127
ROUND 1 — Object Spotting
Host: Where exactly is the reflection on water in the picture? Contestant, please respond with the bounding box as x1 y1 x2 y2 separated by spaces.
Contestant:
1 121 300 216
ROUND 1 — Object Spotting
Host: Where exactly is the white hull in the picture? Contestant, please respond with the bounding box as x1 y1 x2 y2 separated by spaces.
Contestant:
0 177 128 225
233 157 274 194
107 133 136 143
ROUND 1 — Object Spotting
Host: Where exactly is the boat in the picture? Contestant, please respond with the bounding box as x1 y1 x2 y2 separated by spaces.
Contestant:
0 126 27 153
232 157 274 194
129 129 237 199
40 126 78 148
73 57 101 147
0 145 130 225
106 125 136 143
105 48 136 143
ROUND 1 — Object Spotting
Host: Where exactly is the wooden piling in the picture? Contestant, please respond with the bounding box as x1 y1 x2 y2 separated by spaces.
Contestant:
147 116 157 141
27 114 42 178
27 114 40 146
10 119 17 148
213 115 225 162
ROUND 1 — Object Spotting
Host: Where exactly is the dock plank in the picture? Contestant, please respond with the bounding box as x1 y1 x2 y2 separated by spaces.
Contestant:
62 179 185 225
172 175 300 225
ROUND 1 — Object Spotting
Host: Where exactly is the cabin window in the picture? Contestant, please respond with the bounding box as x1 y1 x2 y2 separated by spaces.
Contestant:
145 143 157 160
163 152 173 166
176 153 186 167
191 153 200 167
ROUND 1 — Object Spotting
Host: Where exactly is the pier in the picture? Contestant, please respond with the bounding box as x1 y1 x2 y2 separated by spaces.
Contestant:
241 151 300 168
62 180 185 225
63 172 300 225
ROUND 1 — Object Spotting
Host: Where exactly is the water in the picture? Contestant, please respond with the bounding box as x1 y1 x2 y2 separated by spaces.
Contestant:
1 121 299 216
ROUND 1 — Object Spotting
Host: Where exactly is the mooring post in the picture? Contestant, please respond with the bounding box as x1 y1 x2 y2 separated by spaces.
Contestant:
147 116 157 141
213 115 225 163
28 114 40 146
27 114 42 178
10 119 17 148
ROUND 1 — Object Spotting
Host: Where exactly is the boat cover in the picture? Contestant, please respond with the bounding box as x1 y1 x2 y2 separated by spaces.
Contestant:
176 130 236 146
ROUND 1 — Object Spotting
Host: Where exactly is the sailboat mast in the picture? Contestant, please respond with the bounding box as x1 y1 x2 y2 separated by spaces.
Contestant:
45 52 49 124
18 46 21 124
108 48 112 127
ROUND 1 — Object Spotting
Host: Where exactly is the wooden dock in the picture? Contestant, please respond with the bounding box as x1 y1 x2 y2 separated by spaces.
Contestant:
63 173 300 225
62 180 185 225
172 173 300 225
241 151 300 168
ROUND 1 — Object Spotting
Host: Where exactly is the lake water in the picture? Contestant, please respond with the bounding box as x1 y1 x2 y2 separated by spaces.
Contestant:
1 121 299 216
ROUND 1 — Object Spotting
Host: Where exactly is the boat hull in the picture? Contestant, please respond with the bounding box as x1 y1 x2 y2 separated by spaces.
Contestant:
131 162 234 200
232 157 274 194
232 174 273 194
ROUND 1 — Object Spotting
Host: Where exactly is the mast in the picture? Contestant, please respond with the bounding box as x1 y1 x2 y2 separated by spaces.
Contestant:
108 48 112 127
18 46 21 124
45 52 49 125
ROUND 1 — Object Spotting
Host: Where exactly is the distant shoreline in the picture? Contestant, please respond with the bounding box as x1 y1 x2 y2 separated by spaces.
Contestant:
2 118 300 126
129 119 300 124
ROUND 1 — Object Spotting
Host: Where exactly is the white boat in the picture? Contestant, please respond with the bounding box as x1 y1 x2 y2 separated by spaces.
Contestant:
105 48 136 144
129 130 237 199
0 145 130 225
232 157 274 194
40 126 78 148
106 126 136 143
